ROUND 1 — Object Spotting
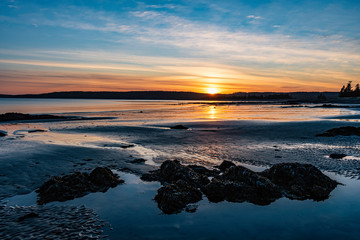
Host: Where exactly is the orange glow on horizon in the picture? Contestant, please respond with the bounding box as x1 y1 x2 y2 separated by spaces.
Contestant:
207 88 219 94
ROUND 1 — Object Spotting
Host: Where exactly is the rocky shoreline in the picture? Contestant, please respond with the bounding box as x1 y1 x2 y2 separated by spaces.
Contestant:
32 161 339 215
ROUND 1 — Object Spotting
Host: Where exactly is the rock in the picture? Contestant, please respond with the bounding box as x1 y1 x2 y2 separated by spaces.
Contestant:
120 144 134 149
316 126 360 137
201 178 227 203
129 158 146 164
0 112 67 122
204 166 282 205
37 167 124 204
17 212 39 222
262 163 339 200
154 180 202 214
89 167 121 188
329 153 347 159
187 165 218 176
170 125 189 130
0 131 6 137
142 160 339 214
216 160 236 172
28 129 47 133
140 160 209 187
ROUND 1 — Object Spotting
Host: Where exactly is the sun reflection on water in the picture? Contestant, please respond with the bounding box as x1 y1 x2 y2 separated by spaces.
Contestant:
208 106 217 119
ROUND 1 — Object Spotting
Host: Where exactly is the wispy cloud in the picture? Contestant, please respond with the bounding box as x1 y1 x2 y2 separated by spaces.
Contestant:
247 15 263 20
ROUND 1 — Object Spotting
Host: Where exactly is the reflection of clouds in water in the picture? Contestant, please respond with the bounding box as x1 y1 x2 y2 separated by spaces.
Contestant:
1 123 161 166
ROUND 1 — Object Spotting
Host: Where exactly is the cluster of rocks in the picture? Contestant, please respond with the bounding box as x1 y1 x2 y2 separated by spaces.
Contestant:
0 204 107 239
141 160 339 214
0 112 68 122
37 167 124 204
316 126 360 137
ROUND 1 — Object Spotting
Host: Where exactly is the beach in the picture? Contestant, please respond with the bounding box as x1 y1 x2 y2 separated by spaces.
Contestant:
1 98 360 239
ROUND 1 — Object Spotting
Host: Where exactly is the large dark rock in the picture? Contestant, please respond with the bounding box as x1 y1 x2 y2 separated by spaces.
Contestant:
0 112 67 122
316 126 360 137
154 179 202 214
140 160 209 187
37 167 124 204
0 131 6 137
202 166 281 205
262 163 339 200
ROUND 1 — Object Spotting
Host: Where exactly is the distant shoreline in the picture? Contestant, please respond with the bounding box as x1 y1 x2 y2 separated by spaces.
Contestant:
0 91 341 101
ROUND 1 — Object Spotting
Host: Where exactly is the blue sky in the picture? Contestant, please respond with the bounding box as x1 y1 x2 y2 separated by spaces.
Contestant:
0 0 359 94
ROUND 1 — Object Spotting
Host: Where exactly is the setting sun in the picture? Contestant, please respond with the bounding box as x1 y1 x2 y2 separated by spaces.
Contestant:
207 88 219 94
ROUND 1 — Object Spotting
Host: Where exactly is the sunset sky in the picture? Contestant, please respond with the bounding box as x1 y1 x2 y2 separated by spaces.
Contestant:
0 0 359 94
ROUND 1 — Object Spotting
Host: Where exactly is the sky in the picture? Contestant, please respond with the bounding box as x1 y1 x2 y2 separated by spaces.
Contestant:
0 0 359 94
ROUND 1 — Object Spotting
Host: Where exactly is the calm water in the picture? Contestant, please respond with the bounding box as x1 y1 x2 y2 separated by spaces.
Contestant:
5 171 360 240
1 98 359 122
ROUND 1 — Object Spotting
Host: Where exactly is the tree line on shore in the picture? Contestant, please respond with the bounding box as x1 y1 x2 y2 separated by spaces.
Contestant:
339 81 360 97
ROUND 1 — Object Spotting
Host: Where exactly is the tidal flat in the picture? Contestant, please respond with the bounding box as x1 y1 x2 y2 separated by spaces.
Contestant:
1 98 360 239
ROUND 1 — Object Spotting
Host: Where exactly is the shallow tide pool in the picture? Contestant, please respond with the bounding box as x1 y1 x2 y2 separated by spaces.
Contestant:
4 171 360 240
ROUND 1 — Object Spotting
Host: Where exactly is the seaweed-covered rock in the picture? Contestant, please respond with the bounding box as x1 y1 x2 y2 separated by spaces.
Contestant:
140 160 209 187
89 167 121 188
37 167 124 204
202 166 281 205
143 160 340 214
262 163 339 200
223 166 282 204
216 160 236 172
154 179 202 214
316 126 360 137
